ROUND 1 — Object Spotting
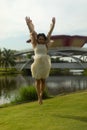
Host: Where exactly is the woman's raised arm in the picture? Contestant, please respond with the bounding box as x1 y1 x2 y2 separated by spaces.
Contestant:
25 17 35 33
25 17 37 48
47 17 56 40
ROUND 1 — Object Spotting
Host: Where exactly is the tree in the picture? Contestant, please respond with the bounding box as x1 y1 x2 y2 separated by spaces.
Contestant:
0 49 2 67
2 48 16 71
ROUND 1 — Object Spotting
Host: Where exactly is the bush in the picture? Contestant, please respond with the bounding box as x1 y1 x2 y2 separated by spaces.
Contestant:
82 69 87 76
12 86 49 104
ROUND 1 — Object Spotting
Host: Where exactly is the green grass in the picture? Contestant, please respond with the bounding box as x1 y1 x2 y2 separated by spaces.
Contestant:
0 68 22 75
0 90 87 130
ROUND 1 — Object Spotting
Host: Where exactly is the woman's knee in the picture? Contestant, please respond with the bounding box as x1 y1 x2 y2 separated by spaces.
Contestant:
35 79 40 86
40 79 45 87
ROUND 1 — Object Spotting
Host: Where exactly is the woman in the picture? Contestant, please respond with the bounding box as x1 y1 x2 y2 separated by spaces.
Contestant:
25 16 56 104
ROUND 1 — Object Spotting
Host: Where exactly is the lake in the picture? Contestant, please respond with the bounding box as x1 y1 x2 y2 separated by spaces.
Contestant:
0 75 87 105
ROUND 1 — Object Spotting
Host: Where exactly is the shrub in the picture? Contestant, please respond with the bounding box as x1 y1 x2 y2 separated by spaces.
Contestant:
82 69 87 76
12 86 49 104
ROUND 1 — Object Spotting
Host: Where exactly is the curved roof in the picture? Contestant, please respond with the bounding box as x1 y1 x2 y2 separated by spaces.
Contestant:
50 35 87 48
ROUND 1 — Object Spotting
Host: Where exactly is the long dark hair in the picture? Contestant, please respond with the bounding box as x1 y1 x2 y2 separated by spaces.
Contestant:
26 33 47 43
37 33 47 40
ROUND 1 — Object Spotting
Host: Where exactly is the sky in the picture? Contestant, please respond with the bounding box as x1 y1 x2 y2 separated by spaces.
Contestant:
0 0 87 51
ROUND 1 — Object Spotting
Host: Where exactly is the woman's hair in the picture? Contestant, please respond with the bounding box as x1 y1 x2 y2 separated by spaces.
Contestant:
26 33 47 43
37 33 47 40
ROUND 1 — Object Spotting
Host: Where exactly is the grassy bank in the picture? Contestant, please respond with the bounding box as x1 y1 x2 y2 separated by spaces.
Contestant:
0 68 22 75
0 90 87 130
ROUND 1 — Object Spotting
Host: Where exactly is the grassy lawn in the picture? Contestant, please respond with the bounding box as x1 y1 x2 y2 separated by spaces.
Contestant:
0 90 87 130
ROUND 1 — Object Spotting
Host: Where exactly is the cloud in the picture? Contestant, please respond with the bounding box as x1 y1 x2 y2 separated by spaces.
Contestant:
0 0 87 50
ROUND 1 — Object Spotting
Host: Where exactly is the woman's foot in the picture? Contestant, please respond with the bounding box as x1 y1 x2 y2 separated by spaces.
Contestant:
38 98 43 104
38 95 43 105
38 99 43 105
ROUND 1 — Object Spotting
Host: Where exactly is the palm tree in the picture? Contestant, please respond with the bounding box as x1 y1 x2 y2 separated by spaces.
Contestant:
2 48 16 71
0 49 2 67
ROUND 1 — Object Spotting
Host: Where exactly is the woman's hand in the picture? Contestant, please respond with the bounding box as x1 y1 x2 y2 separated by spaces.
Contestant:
52 17 56 25
25 17 32 25
25 16 34 32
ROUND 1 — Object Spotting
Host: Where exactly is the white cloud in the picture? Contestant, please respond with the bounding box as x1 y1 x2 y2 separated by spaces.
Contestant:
0 0 87 49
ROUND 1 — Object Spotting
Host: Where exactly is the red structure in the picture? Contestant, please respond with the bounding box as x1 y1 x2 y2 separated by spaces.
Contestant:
50 35 87 48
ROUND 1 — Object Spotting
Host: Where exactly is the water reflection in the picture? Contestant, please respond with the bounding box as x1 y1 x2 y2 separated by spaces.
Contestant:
0 75 87 104
0 76 16 104
46 76 87 95
0 75 33 104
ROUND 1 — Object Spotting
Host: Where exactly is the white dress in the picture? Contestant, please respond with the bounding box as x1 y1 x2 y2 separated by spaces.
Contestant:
31 44 51 79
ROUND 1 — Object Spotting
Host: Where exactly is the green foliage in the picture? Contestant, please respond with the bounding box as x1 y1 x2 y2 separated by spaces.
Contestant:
50 68 71 75
82 69 87 76
12 86 49 104
0 48 16 69
51 57 68 63
0 68 21 75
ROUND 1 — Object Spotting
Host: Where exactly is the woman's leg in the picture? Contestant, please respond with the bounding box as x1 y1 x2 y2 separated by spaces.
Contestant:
40 79 46 103
35 79 42 104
